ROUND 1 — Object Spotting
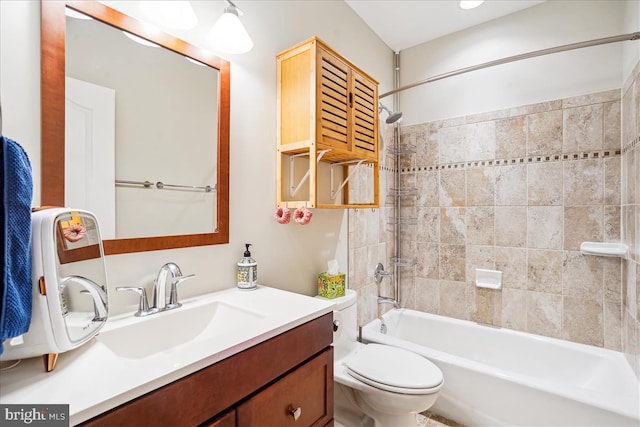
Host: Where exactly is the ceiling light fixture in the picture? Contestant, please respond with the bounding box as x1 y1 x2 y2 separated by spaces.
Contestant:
459 0 485 10
140 1 198 30
207 0 253 55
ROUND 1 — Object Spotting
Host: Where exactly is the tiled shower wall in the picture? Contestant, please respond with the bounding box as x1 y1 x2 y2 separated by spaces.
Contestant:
349 83 640 361
394 89 624 350
622 62 640 379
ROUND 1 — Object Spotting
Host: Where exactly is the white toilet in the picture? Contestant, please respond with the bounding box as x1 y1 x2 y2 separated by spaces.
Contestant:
323 290 443 427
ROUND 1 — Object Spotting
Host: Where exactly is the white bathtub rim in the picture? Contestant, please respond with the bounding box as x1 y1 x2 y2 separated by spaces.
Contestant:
363 310 640 422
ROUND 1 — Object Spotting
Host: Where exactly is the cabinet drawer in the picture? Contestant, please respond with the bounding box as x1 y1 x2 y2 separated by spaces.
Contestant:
237 348 333 427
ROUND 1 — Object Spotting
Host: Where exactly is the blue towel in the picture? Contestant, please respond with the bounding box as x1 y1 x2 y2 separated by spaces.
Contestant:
1 135 33 355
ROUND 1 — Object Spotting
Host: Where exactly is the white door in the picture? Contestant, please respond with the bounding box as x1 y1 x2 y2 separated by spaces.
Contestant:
65 77 116 239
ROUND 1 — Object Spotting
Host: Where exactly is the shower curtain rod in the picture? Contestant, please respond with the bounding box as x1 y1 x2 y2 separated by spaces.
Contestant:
379 31 640 99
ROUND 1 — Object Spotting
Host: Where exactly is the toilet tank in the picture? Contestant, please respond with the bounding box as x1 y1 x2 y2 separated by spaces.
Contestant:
317 289 358 360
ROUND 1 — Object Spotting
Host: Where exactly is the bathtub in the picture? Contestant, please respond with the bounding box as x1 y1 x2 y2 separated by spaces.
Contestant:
361 309 640 426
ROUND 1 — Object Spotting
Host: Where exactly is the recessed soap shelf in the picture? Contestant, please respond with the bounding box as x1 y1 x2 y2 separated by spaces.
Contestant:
580 242 628 257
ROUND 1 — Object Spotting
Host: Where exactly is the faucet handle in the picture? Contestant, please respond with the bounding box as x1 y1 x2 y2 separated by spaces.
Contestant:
116 286 156 317
79 290 108 322
166 274 195 310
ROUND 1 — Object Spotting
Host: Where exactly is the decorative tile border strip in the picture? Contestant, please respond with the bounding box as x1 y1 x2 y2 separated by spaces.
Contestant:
395 149 622 173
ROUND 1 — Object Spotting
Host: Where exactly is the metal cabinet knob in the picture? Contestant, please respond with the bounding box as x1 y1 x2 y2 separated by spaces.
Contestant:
289 406 302 421
333 320 340 332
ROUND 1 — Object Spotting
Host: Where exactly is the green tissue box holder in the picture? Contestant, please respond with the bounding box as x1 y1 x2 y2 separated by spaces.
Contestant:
318 272 346 299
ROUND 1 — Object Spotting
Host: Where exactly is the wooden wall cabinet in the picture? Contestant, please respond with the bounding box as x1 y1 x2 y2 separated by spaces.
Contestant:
277 37 379 209
81 313 334 427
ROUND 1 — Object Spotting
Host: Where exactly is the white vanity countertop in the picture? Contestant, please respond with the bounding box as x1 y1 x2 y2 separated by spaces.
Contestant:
0 285 335 425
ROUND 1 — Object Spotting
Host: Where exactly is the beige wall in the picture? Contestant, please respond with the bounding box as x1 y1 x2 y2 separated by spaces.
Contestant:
0 0 393 315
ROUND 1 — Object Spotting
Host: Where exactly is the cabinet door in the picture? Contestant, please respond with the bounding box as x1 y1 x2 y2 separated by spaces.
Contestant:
317 47 351 153
203 409 236 427
350 70 378 160
237 348 333 427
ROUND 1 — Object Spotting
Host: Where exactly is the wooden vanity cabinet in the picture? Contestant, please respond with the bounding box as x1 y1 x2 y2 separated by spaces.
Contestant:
80 313 334 427
276 36 379 209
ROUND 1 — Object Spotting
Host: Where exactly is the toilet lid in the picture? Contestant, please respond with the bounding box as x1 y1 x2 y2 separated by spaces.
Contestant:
344 344 443 394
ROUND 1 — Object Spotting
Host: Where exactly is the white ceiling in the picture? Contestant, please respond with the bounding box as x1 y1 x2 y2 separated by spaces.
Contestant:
344 0 546 52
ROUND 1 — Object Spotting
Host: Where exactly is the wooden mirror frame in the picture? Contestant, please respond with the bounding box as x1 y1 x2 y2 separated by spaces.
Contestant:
41 0 230 255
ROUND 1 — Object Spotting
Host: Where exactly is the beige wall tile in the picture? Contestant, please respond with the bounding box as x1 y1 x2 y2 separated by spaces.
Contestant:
466 167 495 206
603 100 621 151
564 159 604 206
563 206 604 251
465 245 495 285
416 124 439 167
417 242 439 280
527 206 563 249
526 291 562 338
604 257 622 302
439 280 467 320
495 206 527 247
439 244 465 282
604 205 621 241
495 247 527 290
417 171 439 207
562 90 620 108
527 162 563 206
604 157 621 205
496 164 527 206
563 251 604 301
526 110 563 156
417 207 439 243
502 288 527 331
496 116 526 159
527 249 563 294
466 206 494 246
468 287 501 326
604 300 622 351
563 296 604 347
415 277 439 313
439 169 466 206
440 207 466 244
563 104 604 152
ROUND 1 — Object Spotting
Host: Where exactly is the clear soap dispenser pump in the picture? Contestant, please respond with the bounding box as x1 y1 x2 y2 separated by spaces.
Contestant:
237 243 257 290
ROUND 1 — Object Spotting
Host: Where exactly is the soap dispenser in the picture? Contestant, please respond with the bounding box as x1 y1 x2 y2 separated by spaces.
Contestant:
237 243 257 290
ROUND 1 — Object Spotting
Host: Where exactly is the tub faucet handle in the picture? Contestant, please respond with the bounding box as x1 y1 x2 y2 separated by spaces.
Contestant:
374 262 393 284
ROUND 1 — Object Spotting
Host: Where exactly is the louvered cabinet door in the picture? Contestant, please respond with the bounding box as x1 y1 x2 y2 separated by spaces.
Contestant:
350 70 378 160
317 47 351 153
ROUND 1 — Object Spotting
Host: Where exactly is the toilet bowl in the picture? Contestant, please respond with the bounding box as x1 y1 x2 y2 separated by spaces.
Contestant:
318 290 443 427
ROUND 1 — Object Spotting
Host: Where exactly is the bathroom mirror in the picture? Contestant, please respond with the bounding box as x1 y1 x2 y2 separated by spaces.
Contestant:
41 0 230 255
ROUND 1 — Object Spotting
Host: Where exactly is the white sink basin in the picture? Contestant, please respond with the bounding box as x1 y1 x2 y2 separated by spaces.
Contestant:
98 301 266 359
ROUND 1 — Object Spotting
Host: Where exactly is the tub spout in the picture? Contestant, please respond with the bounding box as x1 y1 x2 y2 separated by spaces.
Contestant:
377 296 400 309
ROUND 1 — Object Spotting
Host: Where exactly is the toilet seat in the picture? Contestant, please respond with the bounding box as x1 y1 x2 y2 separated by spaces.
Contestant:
343 344 443 395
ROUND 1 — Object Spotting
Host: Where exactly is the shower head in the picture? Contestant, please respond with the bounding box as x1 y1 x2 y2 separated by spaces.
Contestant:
379 103 403 124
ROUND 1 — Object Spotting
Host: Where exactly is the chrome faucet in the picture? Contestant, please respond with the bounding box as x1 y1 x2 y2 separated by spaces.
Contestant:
153 262 182 311
60 275 108 321
116 263 194 317
377 296 400 334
